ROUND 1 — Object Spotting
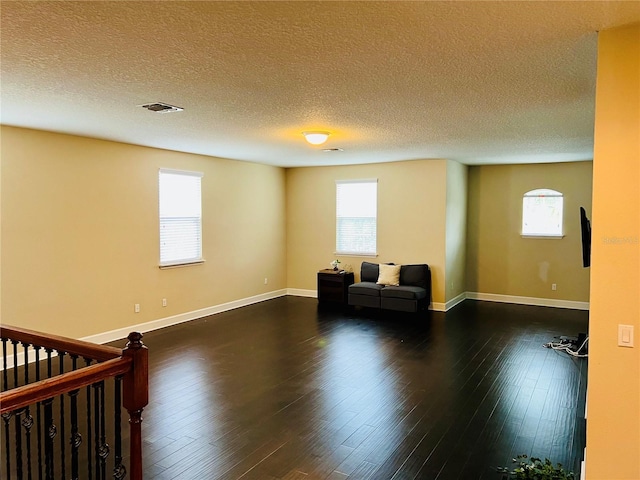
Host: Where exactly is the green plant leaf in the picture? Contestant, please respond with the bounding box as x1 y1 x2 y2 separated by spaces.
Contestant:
496 454 575 480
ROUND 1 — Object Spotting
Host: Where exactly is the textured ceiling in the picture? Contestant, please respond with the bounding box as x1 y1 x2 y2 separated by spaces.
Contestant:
2 1 639 167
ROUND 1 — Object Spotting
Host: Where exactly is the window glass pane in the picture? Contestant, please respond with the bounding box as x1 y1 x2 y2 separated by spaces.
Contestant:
159 170 203 265
336 180 377 254
522 189 563 236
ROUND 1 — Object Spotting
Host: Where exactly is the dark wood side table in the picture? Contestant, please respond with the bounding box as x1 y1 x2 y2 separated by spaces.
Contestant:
317 269 355 305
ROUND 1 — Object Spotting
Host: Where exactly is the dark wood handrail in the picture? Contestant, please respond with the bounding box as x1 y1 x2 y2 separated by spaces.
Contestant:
0 325 121 362
0 356 132 414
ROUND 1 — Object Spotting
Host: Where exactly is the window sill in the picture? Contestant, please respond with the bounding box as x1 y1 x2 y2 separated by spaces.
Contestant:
334 252 378 257
159 259 205 269
521 235 565 239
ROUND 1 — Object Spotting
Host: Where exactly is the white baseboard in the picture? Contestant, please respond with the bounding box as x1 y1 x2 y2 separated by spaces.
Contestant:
287 288 317 298
284 290 586 312
430 302 446 312
82 289 288 345
2 290 289 369
2 289 588 369
466 292 589 310
442 292 467 311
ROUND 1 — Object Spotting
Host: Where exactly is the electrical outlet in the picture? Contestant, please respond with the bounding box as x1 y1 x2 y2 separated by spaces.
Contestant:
264 277 268 285
134 303 140 313
162 298 167 307
552 283 557 291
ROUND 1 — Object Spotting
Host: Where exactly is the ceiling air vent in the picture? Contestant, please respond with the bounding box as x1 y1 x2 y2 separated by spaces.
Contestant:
139 102 183 113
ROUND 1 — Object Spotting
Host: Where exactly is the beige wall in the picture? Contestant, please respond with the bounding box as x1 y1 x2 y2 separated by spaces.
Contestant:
466 161 592 302
1 126 287 338
286 160 448 305
445 160 468 302
586 23 640 480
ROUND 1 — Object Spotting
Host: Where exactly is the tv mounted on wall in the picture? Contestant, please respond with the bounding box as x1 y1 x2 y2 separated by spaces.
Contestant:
580 207 591 268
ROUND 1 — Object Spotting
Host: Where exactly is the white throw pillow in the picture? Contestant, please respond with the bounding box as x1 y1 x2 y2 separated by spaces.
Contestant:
377 264 401 286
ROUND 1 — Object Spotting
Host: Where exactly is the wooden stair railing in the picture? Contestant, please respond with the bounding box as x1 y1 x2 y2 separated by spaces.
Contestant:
0 325 148 480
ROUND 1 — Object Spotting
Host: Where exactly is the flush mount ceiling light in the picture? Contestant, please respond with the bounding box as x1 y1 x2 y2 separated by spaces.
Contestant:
302 131 331 145
139 102 183 113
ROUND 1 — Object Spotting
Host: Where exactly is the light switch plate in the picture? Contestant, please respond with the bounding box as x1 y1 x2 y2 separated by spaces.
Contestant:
618 324 634 347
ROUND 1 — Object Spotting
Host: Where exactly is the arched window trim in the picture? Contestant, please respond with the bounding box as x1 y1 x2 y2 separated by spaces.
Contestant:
524 188 563 198
521 188 565 239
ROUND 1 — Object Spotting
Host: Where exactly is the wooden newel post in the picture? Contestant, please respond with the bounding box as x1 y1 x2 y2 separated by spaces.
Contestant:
122 332 148 480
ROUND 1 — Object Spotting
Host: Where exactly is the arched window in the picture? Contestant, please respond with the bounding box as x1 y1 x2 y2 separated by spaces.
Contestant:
522 189 563 237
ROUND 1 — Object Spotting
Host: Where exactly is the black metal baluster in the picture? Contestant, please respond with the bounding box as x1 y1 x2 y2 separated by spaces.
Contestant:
22 343 34 480
112 376 125 480
2 337 11 479
69 356 81 480
93 382 101 480
15 408 25 479
12 339 19 387
2 338 8 390
12 341 24 479
98 381 108 479
68 389 81 480
22 411 34 480
44 349 56 480
85 359 93 480
34 346 43 480
58 352 67 480
2 410 12 480
43 399 55 480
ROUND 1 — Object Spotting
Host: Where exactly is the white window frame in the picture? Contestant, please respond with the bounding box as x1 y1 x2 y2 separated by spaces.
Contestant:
159 168 204 268
521 188 564 238
336 179 378 256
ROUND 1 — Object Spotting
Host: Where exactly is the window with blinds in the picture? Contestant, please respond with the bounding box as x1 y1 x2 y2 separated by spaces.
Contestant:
159 169 203 267
336 179 377 255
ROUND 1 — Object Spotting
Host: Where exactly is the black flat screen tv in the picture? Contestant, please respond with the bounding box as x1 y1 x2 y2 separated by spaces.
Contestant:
580 207 591 268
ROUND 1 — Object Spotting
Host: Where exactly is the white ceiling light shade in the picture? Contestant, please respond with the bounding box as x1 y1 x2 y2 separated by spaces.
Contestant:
302 131 331 145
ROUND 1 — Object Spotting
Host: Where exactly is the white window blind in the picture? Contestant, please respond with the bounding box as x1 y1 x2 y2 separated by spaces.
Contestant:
159 169 203 266
522 188 563 237
336 180 377 255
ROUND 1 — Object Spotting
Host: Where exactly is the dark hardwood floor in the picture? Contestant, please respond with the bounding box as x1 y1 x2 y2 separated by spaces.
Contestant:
135 297 588 480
